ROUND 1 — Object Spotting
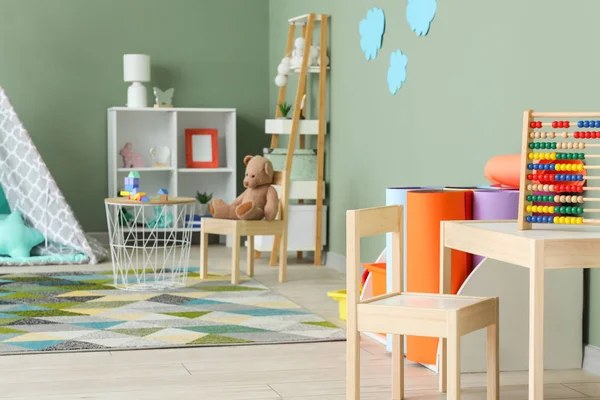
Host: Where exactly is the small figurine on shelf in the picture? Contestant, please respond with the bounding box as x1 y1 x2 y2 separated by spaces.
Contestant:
120 143 144 169
158 188 169 202
153 87 174 108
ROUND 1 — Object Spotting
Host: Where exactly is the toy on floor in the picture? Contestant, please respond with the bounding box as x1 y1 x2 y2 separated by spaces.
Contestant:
120 142 144 168
518 112 600 229
210 155 279 220
119 171 149 202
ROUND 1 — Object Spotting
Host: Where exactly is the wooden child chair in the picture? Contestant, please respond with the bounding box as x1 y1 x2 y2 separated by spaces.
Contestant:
346 205 499 400
200 171 289 284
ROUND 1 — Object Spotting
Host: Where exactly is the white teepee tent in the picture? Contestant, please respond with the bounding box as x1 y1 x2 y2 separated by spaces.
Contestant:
0 85 107 265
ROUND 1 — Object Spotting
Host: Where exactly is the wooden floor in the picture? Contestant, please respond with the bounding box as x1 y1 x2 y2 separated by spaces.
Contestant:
0 245 598 399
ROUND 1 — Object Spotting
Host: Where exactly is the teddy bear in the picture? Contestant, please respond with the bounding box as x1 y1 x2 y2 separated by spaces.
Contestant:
120 142 144 168
210 155 279 221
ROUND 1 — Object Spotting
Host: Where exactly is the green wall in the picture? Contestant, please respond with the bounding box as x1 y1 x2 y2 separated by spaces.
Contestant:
269 1 600 346
0 0 270 231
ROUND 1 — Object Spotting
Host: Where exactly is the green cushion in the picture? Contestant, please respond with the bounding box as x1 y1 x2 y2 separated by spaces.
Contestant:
0 211 44 258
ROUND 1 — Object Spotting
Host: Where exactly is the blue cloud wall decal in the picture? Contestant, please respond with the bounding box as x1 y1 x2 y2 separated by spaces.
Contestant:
387 50 408 95
359 7 385 61
406 0 437 36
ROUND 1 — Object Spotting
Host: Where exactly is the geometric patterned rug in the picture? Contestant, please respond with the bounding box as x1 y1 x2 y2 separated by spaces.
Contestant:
0 268 345 354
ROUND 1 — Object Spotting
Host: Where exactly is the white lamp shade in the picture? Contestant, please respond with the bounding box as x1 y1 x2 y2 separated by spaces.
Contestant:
123 54 150 82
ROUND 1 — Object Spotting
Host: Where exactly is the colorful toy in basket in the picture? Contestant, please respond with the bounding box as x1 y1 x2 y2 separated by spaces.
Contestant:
119 171 149 202
518 111 600 230
210 155 279 220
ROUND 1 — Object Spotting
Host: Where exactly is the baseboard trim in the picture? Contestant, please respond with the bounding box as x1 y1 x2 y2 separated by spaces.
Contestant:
584 345 600 375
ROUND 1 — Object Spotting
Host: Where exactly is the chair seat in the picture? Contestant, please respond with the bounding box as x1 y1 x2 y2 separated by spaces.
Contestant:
202 218 285 236
357 293 496 338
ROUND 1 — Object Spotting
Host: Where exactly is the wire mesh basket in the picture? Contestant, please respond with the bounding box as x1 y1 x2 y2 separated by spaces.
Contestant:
104 198 196 291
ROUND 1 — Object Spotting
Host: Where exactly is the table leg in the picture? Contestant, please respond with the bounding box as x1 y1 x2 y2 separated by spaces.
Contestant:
439 224 452 393
529 245 544 400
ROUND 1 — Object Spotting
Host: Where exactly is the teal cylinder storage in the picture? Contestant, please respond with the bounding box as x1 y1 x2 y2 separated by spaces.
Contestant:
263 148 317 181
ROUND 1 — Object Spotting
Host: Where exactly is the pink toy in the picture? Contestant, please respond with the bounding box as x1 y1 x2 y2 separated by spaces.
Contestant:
120 143 144 168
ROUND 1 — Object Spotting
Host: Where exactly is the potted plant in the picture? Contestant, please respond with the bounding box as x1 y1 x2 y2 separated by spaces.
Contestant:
278 102 292 119
195 191 213 217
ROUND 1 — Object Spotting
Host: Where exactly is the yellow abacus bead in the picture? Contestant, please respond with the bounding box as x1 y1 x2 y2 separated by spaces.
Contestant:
529 153 534 160
566 164 573 171
559 217 566 224
542 206 549 213
578 164 584 172
549 206 555 213
545 152 551 159
554 216 560 224
577 217 583 224
534 153 540 160
526 205 532 212
550 152 557 160
532 206 538 212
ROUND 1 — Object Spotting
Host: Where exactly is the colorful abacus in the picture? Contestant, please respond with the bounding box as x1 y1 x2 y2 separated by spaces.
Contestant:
518 111 600 230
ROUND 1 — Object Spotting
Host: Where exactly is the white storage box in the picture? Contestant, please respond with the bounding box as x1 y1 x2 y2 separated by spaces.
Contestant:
252 205 327 252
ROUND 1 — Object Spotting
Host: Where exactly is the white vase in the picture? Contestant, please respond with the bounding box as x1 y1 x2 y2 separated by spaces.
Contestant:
150 146 170 167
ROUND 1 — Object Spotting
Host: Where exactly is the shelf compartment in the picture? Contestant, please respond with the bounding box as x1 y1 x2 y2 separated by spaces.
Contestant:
178 168 233 173
291 66 330 74
117 167 174 172
265 119 326 135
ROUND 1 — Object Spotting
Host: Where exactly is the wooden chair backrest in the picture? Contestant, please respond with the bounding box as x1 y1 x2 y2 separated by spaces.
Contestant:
272 171 288 222
346 205 404 307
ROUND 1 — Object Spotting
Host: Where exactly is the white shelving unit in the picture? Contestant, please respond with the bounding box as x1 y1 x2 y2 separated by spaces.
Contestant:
107 107 237 234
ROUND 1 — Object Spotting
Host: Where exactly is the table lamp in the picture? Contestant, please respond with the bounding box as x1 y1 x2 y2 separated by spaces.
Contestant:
123 54 150 108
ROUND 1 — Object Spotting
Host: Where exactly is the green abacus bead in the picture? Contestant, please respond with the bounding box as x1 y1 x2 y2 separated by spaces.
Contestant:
529 143 535 149
580 153 585 160
535 142 541 149
566 206 572 214
545 195 552 201
552 142 558 149
578 207 584 214
559 206 566 213
526 195 532 201
567 153 573 160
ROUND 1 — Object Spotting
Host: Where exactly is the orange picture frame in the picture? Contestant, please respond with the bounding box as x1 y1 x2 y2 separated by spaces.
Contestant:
185 129 219 168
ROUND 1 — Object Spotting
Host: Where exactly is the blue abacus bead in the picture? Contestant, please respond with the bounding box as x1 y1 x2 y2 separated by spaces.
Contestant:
543 216 549 223
579 174 585 181
596 120 600 127
549 164 555 170
584 121 590 128
578 121 584 128
526 216 532 223
528 163 534 170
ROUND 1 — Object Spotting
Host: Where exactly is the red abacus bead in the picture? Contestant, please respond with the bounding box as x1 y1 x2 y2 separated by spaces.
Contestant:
558 184 565 192
565 121 570 128
552 121 558 128
574 131 580 138
559 121 566 128
537 121 542 128
530 122 536 128
594 132 599 139
527 174 534 180
586 132 593 139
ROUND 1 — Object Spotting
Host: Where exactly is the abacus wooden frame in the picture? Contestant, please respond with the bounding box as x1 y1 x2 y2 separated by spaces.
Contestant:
518 110 600 230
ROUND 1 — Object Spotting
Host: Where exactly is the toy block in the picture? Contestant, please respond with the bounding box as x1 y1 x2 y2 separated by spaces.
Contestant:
128 171 141 179
159 194 168 202
141 196 149 202
124 185 134 192
158 188 169 195
132 193 142 201
119 191 130 197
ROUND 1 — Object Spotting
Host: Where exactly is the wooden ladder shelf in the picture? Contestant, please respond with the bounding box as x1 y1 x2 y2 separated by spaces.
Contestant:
257 13 329 266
